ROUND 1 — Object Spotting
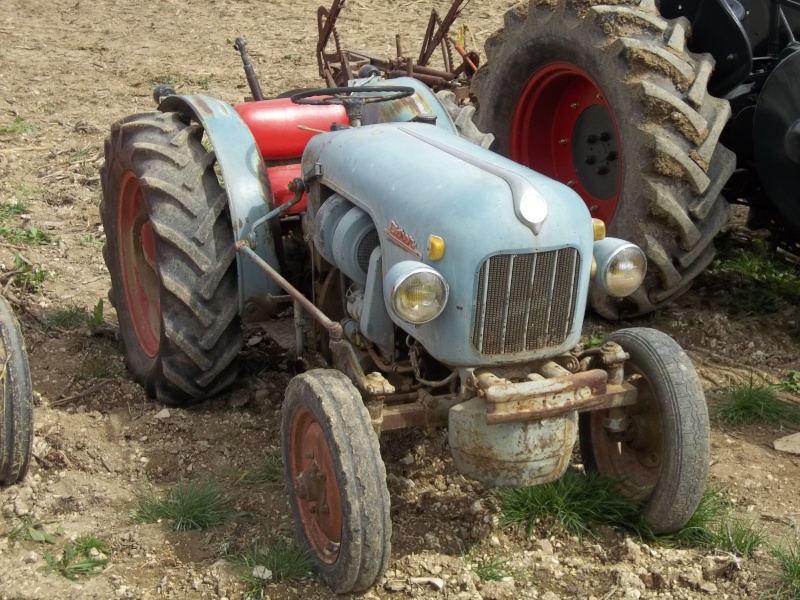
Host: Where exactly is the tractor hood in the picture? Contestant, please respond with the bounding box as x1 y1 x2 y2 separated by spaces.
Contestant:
301 122 595 365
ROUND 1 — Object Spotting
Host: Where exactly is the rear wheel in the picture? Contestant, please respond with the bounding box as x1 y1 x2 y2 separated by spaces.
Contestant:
0 296 33 485
282 369 390 593
472 0 736 318
579 328 709 533
100 111 241 405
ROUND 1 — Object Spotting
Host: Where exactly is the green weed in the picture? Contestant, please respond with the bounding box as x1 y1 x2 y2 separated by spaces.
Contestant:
241 452 284 486
46 305 89 329
770 541 800 600
135 479 239 531
495 469 652 539
0 117 36 136
0 224 50 244
472 556 513 581
714 376 800 426
78 356 111 380
43 543 107 580
66 148 90 163
659 486 765 557
4 518 55 544
706 234 800 320
9 254 50 291
0 201 27 220
73 535 108 556
92 299 105 326
775 371 800 395
80 234 103 246
233 536 311 595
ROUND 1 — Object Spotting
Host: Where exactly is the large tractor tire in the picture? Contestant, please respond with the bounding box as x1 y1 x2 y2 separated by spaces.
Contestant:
101 111 242 405
471 0 736 318
0 295 33 485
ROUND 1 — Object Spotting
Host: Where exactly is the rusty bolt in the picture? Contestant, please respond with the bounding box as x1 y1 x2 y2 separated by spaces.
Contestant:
567 180 576 187
309 505 318 514
571 102 579 109
305 451 314 460
319 506 330 515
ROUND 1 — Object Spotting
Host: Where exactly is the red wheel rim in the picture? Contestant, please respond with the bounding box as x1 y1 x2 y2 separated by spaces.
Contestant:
587 364 663 498
288 406 343 564
511 62 622 225
117 171 161 358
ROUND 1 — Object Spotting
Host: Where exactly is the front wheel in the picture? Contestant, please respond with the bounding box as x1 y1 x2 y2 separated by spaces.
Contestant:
282 369 391 593
579 328 709 534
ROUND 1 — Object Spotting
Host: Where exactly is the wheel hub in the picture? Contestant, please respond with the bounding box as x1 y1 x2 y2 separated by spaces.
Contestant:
511 62 622 225
289 407 343 564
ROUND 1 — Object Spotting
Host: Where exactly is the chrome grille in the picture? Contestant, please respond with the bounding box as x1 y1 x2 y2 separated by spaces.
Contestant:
472 248 581 355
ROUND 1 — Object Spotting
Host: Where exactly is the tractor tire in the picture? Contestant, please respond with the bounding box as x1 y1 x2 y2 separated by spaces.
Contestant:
101 111 242 405
579 328 709 534
0 295 33 485
283 369 391 593
471 0 736 318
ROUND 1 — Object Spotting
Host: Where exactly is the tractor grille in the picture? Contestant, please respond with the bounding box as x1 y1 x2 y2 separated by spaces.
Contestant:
472 248 581 355
357 229 380 273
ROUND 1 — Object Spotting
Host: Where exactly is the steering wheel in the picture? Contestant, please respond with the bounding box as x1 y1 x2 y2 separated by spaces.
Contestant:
290 85 415 106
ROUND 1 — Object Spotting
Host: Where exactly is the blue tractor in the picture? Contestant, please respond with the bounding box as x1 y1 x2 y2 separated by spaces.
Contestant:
101 63 710 593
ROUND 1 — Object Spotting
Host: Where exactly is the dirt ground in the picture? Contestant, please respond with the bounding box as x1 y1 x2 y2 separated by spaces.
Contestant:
0 0 798 598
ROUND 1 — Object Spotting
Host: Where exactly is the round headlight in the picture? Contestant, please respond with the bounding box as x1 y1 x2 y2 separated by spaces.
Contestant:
387 264 449 324
603 244 647 297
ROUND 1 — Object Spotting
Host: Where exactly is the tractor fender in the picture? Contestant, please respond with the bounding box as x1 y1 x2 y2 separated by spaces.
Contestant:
158 94 282 322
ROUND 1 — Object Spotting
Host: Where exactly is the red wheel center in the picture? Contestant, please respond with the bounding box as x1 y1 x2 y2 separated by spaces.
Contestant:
117 171 161 358
511 62 622 225
289 407 343 565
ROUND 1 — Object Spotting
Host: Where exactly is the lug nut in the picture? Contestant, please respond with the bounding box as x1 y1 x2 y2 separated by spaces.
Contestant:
607 151 618 161
597 166 610 175
587 134 598 144
599 131 612 142
585 156 597 165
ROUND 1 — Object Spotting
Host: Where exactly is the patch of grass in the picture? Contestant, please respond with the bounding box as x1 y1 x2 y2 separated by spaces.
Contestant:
776 370 800 395
659 486 765 557
134 479 239 531
706 233 800 320
0 116 36 136
73 535 108 556
15 185 46 199
495 469 652 539
9 253 50 291
0 224 50 244
80 234 103 246
714 376 800 426
43 543 107 580
0 201 27 220
151 73 178 87
78 356 111 380
4 518 56 544
66 148 90 163
472 556 512 581
46 305 89 328
770 541 800 600
233 535 311 594
241 452 284 486
718 518 766 558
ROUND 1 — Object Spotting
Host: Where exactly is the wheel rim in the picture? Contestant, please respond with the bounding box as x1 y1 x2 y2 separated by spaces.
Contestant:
586 363 664 498
288 406 343 564
511 62 622 225
117 170 161 358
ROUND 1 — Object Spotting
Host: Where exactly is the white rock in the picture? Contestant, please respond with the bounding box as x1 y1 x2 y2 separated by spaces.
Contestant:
23 551 37 564
409 577 445 591
774 432 800 456
251 566 272 580
153 408 171 420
